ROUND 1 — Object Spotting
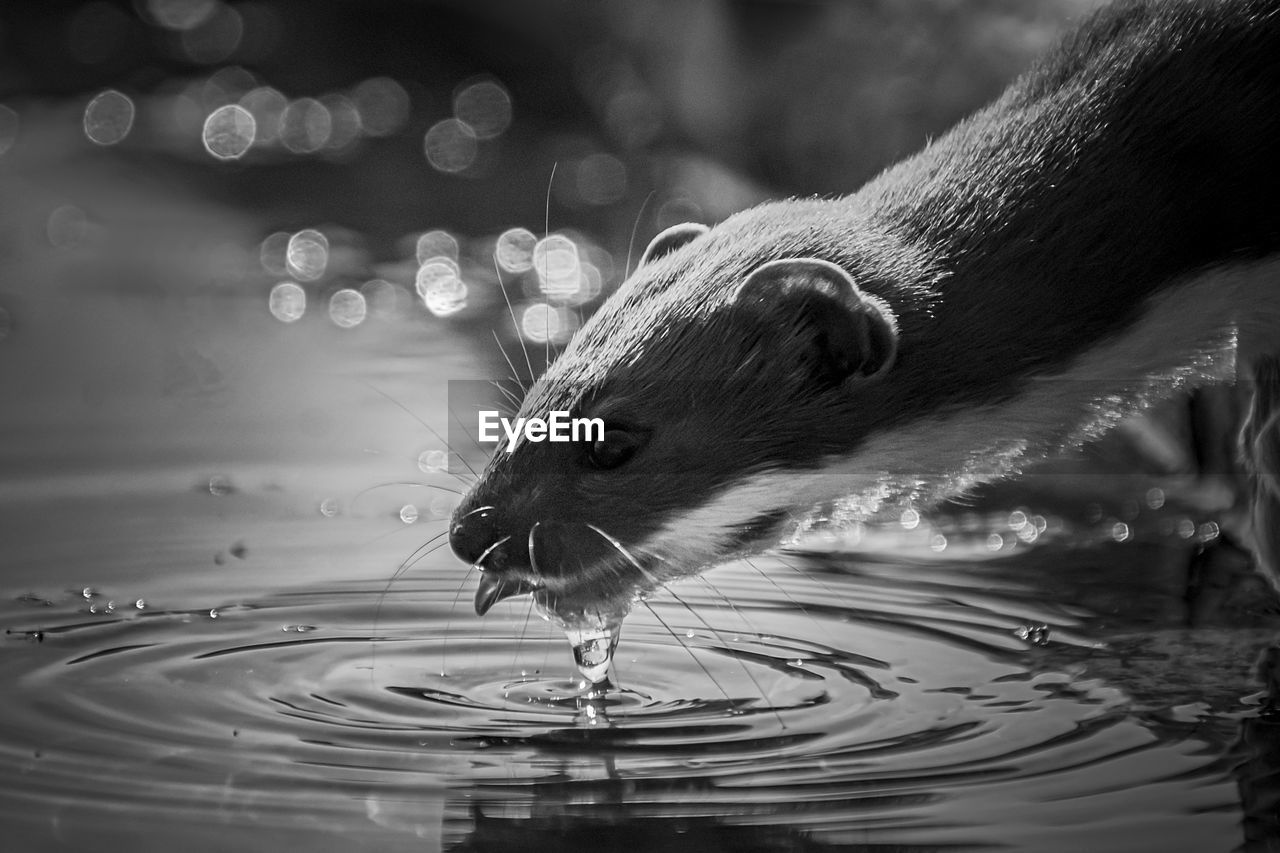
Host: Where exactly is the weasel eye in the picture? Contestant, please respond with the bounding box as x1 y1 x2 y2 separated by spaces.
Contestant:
586 428 643 470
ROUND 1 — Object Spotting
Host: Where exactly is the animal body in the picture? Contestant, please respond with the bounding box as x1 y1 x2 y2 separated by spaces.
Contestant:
450 0 1280 624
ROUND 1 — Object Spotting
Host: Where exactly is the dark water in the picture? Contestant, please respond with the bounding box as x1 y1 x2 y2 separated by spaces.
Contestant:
3 280 1280 852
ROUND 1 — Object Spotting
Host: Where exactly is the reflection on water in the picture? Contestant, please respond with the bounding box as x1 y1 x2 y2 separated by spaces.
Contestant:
2 279 1279 850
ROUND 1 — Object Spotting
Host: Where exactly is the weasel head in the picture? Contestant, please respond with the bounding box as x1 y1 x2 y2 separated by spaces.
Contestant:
450 210 907 624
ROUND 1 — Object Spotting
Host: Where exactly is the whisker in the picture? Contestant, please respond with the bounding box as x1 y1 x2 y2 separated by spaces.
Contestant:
489 333 526 404
640 599 736 710
358 378 479 481
543 162 558 372
492 257 535 385
370 530 450 685
527 522 543 576
350 481 464 506
743 556 833 644
625 189 657 279
665 584 785 730
441 556 479 677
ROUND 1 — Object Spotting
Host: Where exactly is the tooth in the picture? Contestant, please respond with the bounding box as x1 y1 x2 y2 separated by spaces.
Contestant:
473 574 535 616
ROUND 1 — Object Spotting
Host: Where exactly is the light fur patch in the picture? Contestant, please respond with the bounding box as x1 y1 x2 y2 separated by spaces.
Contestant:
642 257 1280 557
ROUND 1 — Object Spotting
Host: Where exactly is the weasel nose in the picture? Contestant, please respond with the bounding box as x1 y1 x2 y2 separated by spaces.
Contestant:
448 505 501 566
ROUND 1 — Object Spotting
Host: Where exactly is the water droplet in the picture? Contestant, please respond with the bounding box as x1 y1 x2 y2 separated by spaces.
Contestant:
1198 521 1220 543
564 621 621 687
986 533 1004 551
416 259 467 317
1176 517 1197 539
532 234 581 300
1111 522 1131 542
900 508 920 530
519 302 574 344
1007 510 1028 531
1016 524 1039 544
399 504 419 524
929 533 948 552
1014 623 1051 645
202 104 256 160
423 118 477 173
328 288 367 328
134 599 146 610
319 498 340 518
209 608 219 619
268 282 306 323
82 587 99 599
83 89 135 145
282 624 316 633
1146 487 1166 510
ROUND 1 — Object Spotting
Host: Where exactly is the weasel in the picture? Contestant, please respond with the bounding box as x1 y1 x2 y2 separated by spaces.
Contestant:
450 0 1280 624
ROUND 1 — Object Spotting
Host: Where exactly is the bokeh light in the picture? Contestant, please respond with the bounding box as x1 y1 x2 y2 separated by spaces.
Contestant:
416 259 468 317
147 0 218 30
268 282 306 322
279 98 332 154
576 153 627 206
180 3 243 64
47 205 88 248
238 87 286 145
83 90 135 145
519 302 577 344
351 77 410 137
532 234 581 300
415 229 459 264
494 227 537 273
328 288 367 328
259 231 290 275
453 80 512 139
286 229 329 280
202 104 255 159
417 449 449 473
424 118 477 173
320 94 362 152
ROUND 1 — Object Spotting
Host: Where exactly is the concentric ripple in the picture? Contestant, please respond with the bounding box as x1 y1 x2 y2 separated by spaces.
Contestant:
2 540 1274 850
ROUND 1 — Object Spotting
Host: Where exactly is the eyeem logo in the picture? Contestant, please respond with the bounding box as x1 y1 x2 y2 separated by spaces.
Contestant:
479 410 604 452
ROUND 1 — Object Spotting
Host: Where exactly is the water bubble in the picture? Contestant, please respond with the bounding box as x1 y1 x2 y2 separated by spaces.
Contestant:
0 105 20 156
900 508 920 530
202 104 255 159
268 282 306 323
576 153 627 206
328 288 367 328
424 118 477 173
986 533 1005 551
1145 487 1166 510
417 260 468 317
415 230 459 264
147 0 217 30
495 227 537 273
417 449 449 473
1111 522 1131 542
286 229 329 280
82 587 99 599
83 90 135 145
318 498 340 518
351 77 409 137
399 504 419 524
532 234 581 300
134 599 146 610
453 80 512 139
279 98 332 154
47 205 88 248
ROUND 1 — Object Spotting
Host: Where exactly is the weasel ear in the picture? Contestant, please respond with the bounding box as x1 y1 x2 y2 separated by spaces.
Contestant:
640 222 708 265
734 257 898 382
